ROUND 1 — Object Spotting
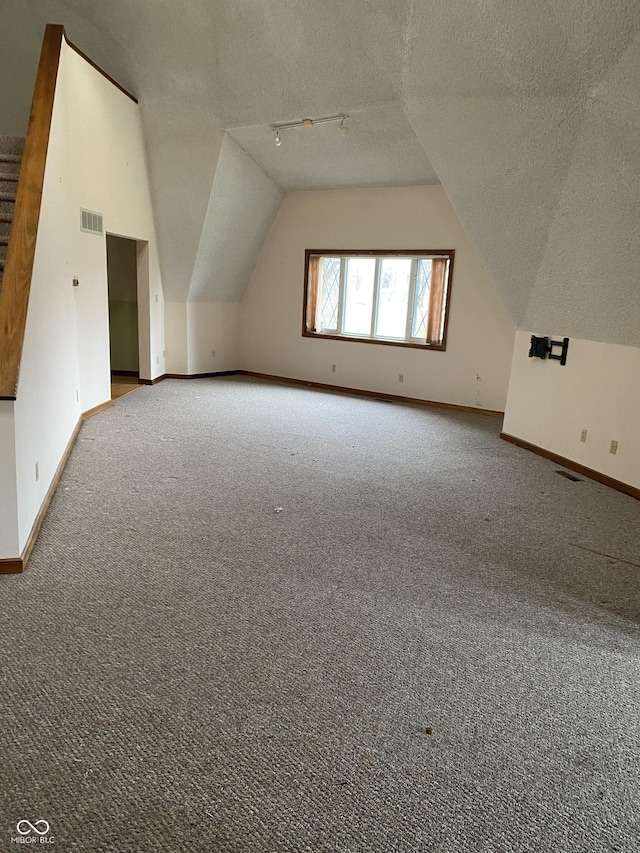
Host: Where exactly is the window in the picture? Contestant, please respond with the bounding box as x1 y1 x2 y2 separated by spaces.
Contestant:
303 250 454 349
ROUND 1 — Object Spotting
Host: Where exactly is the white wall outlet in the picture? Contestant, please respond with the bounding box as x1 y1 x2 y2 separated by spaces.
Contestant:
156 355 160 365
76 389 79 402
331 364 337 373
610 440 618 455
35 462 39 482
580 429 587 443
398 373 405 383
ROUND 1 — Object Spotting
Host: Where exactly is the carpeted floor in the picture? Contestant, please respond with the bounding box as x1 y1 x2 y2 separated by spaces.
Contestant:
1 376 639 852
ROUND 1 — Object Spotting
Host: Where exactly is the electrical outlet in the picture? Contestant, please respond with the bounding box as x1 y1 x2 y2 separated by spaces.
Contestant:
398 373 405 383
580 429 587 443
610 440 618 455
76 389 79 402
156 355 160 365
331 364 337 373
211 350 216 358
35 462 39 482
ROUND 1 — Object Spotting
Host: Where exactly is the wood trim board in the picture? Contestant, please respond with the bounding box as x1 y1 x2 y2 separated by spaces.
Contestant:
302 249 454 352
140 371 241 384
140 370 503 418
0 24 64 399
0 398 114 574
164 371 242 380
65 37 138 103
0 25 140 400
500 432 640 501
0 416 81 574
82 400 113 420
240 371 504 417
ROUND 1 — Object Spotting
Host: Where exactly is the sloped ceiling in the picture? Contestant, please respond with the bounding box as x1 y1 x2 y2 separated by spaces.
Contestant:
1 1 639 342
402 0 640 345
227 103 438 192
189 134 284 303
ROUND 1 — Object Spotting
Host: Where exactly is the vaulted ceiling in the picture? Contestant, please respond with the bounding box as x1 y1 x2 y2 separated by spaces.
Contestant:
2 1 639 345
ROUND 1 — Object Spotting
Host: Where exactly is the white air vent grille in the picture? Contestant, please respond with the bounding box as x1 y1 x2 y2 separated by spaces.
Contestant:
80 208 104 235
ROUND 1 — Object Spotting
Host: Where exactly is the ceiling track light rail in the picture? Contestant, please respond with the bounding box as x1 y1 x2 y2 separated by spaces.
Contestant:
272 114 349 146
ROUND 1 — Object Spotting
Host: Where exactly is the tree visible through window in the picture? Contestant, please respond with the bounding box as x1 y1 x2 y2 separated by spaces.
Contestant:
304 250 453 349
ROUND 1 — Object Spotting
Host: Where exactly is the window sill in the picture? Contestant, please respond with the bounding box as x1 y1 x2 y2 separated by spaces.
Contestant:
302 330 446 351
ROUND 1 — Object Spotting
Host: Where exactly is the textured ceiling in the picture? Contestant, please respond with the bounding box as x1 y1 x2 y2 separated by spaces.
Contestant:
189 135 284 303
227 103 438 192
1 0 639 342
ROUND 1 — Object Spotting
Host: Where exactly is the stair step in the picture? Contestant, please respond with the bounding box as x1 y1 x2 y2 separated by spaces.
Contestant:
0 193 16 204
0 136 25 155
0 165 20 180
0 167 19 184
0 153 22 163
0 156 21 174
0 180 18 195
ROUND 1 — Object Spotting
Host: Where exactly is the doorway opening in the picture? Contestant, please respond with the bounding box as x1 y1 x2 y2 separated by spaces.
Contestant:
106 234 143 401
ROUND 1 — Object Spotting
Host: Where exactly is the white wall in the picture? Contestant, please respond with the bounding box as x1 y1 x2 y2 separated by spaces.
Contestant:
5 40 165 557
161 131 281 376
164 302 240 374
503 331 640 490
240 186 515 412
164 302 189 374
186 303 240 374
0 403 19 559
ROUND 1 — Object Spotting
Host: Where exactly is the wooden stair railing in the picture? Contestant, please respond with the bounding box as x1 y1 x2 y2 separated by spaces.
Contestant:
0 23 64 399
0 24 138 401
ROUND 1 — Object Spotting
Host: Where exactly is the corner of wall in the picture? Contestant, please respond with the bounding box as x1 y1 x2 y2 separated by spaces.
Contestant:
503 331 640 490
186 302 240 374
164 302 189 374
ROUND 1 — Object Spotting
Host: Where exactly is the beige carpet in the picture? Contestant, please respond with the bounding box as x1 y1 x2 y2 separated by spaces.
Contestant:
1 376 638 852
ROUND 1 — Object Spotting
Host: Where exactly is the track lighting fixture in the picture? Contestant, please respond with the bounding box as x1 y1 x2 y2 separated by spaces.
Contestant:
271 114 350 146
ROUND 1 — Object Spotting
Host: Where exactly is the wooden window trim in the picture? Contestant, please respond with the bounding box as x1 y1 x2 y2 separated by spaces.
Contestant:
302 249 454 351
